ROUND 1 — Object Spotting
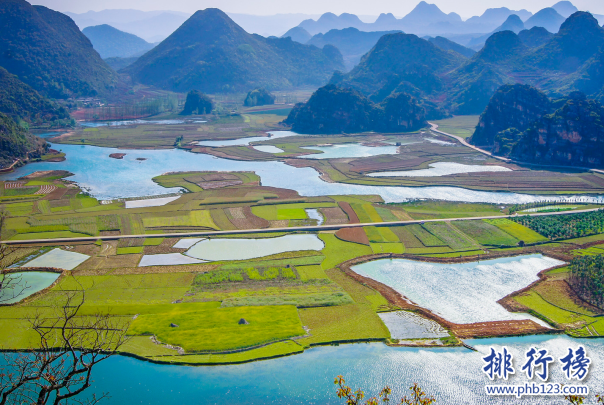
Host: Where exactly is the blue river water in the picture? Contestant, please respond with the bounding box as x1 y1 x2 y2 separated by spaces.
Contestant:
0 335 593 404
1 143 601 204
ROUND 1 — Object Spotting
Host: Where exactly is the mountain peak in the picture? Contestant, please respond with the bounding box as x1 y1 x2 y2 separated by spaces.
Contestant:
476 30 527 63
552 1 578 18
559 11 602 36
525 8 565 32
497 14 525 33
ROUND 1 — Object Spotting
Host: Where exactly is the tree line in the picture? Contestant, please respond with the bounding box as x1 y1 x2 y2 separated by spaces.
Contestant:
512 209 604 240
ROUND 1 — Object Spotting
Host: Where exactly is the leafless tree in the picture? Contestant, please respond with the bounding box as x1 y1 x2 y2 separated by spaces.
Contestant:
0 290 130 405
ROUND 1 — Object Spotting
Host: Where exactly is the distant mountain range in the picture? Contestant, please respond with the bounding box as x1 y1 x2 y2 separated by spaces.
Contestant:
307 28 402 70
331 11 604 115
66 9 321 41
291 1 604 40
65 9 191 43
83 25 155 59
123 9 344 93
0 0 116 98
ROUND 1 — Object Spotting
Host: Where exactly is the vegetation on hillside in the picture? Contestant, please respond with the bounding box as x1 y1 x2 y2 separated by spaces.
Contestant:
0 0 117 98
124 8 344 93
570 254 604 308
0 112 47 169
181 90 214 115
283 84 439 134
0 67 72 127
331 12 604 117
244 88 275 107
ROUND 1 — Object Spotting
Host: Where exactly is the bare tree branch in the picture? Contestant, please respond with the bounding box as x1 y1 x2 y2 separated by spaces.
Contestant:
0 285 130 405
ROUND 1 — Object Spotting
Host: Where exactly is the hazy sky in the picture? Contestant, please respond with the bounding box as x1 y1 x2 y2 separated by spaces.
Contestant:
31 0 604 18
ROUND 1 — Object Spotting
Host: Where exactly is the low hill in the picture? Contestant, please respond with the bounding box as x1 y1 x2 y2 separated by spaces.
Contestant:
0 0 117 98
0 67 71 126
471 84 604 169
0 112 47 169
308 28 401 70
281 27 311 44
283 84 436 134
124 8 344 93
83 24 154 59
512 93 604 168
470 84 552 149
244 88 275 107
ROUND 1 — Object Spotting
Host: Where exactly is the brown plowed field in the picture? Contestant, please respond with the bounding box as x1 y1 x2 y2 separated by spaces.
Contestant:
335 227 370 245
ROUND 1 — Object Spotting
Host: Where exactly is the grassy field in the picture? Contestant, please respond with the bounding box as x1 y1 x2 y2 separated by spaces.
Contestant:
484 218 548 244
430 115 480 139
453 220 520 246
130 304 305 352
319 233 373 270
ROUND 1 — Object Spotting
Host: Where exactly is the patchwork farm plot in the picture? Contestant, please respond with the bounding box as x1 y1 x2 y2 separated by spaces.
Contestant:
3 170 604 364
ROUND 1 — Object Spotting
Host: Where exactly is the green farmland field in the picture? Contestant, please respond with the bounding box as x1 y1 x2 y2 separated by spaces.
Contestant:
129 304 305 352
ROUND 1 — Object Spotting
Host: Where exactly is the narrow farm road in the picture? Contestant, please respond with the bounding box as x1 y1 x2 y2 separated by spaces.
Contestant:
3 207 601 245
429 122 604 175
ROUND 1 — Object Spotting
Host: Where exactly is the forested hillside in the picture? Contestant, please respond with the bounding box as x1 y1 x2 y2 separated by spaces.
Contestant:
0 0 117 98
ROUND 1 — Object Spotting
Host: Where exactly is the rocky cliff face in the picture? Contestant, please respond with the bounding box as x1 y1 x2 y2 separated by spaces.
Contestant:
471 84 551 149
472 84 604 168
512 93 604 167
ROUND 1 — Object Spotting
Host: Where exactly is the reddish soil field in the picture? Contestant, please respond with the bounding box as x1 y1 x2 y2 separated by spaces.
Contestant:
336 227 370 245
338 201 359 223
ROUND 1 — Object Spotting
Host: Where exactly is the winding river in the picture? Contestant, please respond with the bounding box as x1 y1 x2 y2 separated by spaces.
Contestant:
1 143 601 204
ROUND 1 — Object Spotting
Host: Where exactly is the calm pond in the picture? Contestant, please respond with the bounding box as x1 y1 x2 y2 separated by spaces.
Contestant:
0 335 596 404
1 143 597 205
0 271 59 304
185 234 324 261
352 255 563 324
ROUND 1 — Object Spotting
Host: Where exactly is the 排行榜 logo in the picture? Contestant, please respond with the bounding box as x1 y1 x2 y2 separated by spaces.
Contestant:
482 346 591 398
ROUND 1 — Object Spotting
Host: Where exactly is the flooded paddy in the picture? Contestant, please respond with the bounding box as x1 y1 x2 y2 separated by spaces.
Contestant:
196 131 297 147
379 311 449 339
22 248 89 270
80 119 186 127
352 255 564 324
185 234 324 261
138 253 206 267
367 162 512 177
0 271 60 304
300 143 399 159
125 196 181 208
305 209 323 225
253 145 284 153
